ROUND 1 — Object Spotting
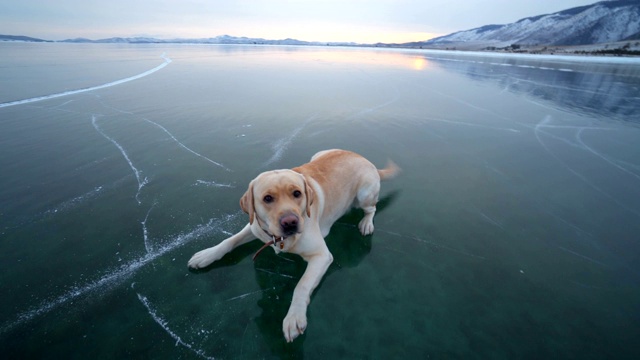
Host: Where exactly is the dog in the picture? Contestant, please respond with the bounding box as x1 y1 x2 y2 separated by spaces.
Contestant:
188 149 399 342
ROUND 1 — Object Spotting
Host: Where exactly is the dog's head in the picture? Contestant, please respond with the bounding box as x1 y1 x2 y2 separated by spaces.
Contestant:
240 170 315 240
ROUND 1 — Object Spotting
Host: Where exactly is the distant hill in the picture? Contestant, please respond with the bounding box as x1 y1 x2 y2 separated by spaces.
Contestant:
7 1 640 52
411 0 640 48
0 33 355 46
0 34 51 42
60 35 355 46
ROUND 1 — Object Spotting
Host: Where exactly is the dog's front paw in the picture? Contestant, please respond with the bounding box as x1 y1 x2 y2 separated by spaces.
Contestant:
358 217 375 236
188 247 221 269
283 306 307 342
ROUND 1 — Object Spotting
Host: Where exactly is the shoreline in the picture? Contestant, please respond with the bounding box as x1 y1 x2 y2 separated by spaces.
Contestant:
3 39 640 62
375 40 640 58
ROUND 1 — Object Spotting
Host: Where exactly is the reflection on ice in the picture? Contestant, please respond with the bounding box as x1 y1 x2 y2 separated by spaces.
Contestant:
422 51 640 121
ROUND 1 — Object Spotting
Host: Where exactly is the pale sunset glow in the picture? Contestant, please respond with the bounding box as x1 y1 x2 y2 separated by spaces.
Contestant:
1 0 597 43
413 57 428 70
251 47 433 71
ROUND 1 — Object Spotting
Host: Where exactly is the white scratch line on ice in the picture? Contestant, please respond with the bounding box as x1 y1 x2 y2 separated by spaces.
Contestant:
423 116 520 133
556 246 606 267
265 129 302 166
142 118 230 171
0 213 240 335
0 54 172 108
514 77 610 98
530 122 616 131
418 85 520 128
408 235 487 260
194 180 234 188
276 254 296 262
239 321 251 359
535 116 640 218
381 230 402 237
137 293 215 360
51 99 75 108
531 122 584 150
524 97 559 112
500 79 519 94
375 228 487 260
263 114 317 167
255 268 296 279
478 211 505 229
141 202 156 253
347 87 400 119
226 286 279 301
94 95 134 114
92 115 148 204
544 210 595 240
44 185 105 216
576 128 640 181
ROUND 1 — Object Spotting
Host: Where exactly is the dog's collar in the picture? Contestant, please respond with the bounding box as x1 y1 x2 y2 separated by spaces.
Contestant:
252 215 286 261
252 234 285 261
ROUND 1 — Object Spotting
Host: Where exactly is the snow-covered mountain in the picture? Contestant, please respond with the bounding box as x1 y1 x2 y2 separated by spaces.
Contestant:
60 35 355 46
0 34 51 42
420 0 640 47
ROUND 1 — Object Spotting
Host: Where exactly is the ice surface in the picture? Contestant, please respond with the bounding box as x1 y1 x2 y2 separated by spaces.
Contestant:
1 43 639 358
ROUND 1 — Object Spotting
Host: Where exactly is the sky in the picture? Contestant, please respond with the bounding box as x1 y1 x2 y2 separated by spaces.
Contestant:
1 0 600 43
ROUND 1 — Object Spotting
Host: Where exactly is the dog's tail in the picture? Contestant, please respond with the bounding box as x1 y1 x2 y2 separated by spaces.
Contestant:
378 160 400 181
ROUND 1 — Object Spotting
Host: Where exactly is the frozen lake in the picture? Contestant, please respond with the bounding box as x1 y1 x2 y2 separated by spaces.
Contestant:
1 43 640 358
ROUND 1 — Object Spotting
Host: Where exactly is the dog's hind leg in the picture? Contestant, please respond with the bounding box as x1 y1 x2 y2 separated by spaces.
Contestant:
188 224 255 269
356 182 380 236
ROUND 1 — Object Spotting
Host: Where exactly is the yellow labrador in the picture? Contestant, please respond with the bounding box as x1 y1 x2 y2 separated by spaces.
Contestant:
188 149 399 342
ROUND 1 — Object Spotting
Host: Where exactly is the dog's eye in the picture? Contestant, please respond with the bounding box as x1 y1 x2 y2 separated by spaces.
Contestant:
263 195 274 203
293 190 302 198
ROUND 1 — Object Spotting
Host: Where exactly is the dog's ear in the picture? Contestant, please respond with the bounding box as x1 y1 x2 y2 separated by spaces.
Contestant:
240 181 255 224
302 175 315 218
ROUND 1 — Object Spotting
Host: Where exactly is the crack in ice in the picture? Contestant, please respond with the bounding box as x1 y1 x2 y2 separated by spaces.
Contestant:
137 293 216 360
142 202 157 254
142 117 230 171
92 115 148 204
0 213 240 335
576 128 640 181
263 113 318 167
0 54 172 108
534 116 640 218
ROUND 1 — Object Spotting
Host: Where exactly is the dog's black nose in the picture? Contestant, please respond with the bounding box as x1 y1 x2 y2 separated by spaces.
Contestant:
280 214 299 235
